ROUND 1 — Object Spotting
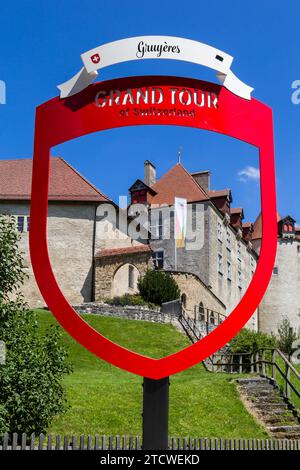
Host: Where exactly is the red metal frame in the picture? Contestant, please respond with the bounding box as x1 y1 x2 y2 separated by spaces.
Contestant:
30 76 277 379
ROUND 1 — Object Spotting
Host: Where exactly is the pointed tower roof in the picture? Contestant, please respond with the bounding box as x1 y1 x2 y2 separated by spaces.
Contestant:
147 163 209 205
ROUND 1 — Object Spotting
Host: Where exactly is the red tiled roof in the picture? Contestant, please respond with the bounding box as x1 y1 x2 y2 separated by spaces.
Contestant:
208 189 231 198
0 157 110 202
148 163 209 205
95 245 152 258
242 222 253 229
230 207 243 215
252 212 282 240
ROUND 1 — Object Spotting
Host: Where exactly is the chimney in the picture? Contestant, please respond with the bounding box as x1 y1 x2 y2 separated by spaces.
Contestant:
144 160 156 187
191 170 210 192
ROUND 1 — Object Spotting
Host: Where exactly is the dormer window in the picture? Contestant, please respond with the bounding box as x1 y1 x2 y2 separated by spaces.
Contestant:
279 216 296 237
129 179 157 206
131 190 147 204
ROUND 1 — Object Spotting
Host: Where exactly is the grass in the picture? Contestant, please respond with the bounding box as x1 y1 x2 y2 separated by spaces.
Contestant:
34 309 268 438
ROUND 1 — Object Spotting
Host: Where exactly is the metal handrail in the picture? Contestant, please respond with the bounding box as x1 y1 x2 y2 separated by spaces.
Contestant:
207 348 300 405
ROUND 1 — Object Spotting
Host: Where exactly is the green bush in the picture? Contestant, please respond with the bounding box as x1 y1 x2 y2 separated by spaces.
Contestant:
229 328 277 354
105 294 156 309
0 215 72 434
138 270 180 306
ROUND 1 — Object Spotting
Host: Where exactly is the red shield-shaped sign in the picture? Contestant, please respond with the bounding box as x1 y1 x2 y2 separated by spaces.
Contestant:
30 76 277 379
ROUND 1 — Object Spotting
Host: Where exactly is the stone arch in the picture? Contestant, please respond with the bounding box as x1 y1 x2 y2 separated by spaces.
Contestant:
112 263 140 297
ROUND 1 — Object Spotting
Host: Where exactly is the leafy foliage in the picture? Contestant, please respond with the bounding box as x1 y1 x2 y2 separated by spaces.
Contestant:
277 317 298 355
229 328 277 354
105 294 157 309
0 215 72 434
138 270 180 306
0 216 26 300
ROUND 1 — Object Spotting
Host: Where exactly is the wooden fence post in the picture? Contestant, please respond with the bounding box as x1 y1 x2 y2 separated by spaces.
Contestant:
256 351 260 374
272 349 276 381
285 362 291 399
239 355 243 374
250 354 254 373
262 350 266 377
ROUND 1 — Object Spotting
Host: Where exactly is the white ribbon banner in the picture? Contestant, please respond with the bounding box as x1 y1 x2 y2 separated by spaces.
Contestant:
58 36 253 100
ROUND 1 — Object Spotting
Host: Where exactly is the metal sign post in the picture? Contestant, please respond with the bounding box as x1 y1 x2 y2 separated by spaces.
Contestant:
142 377 170 450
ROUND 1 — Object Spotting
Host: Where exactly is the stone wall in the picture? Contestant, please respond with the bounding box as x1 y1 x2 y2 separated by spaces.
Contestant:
207 204 258 330
169 271 226 318
94 251 152 300
72 303 180 327
149 202 209 285
258 238 300 335
0 202 97 307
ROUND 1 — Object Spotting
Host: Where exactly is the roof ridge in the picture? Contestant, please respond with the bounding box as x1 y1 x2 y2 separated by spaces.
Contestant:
56 157 111 201
176 162 210 199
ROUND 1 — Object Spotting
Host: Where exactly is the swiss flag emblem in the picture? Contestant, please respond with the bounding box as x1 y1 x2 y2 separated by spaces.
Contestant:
90 53 100 64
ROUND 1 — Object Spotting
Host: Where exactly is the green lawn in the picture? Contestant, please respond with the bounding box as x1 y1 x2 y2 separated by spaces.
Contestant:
35 309 268 438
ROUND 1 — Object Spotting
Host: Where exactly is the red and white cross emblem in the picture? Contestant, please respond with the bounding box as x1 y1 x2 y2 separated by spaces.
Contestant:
90 53 100 64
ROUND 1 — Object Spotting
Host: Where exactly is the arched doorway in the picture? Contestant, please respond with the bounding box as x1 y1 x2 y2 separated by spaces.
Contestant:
112 263 140 297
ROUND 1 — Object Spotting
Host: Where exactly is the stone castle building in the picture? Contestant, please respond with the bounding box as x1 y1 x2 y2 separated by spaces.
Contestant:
128 161 258 330
252 213 300 335
0 156 299 336
0 157 151 306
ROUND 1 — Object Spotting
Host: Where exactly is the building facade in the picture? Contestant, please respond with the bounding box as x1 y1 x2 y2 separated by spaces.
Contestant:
128 161 258 329
1 156 299 337
0 157 151 306
252 214 300 336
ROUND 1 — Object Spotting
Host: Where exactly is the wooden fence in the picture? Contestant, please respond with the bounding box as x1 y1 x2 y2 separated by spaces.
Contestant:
0 433 300 450
208 349 300 405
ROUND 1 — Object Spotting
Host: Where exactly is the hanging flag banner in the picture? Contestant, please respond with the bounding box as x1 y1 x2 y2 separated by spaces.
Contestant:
175 197 187 248
58 36 253 100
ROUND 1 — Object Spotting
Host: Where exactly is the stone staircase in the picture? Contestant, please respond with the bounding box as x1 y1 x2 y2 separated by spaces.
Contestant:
237 377 300 439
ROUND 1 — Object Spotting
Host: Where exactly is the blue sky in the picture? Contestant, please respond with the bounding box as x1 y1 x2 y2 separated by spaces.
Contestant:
0 0 299 224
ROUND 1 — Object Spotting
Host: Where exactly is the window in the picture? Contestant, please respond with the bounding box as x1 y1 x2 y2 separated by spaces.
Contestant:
150 211 163 240
17 216 25 233
227 261 232 281
199 302 205 322
15 215 30 233
210 311 215 325
217 222 223 242
226 229 231 251
238 270 242 286
237 242 241 261
152 251 164 269
131 190 147 204
181 293 187 308
273 266 279 275
217 253 223 274
128 265 134 289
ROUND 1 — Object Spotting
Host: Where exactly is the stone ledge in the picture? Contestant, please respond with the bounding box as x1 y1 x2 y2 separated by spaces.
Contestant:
72 303 179 325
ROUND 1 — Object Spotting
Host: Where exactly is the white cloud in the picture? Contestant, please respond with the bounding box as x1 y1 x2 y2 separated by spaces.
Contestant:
238 166 260 183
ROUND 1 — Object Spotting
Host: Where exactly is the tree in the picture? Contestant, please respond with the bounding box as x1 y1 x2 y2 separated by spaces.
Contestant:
138 270 180 306
229 328 277 354
0 215 72 434
277 317 298 356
